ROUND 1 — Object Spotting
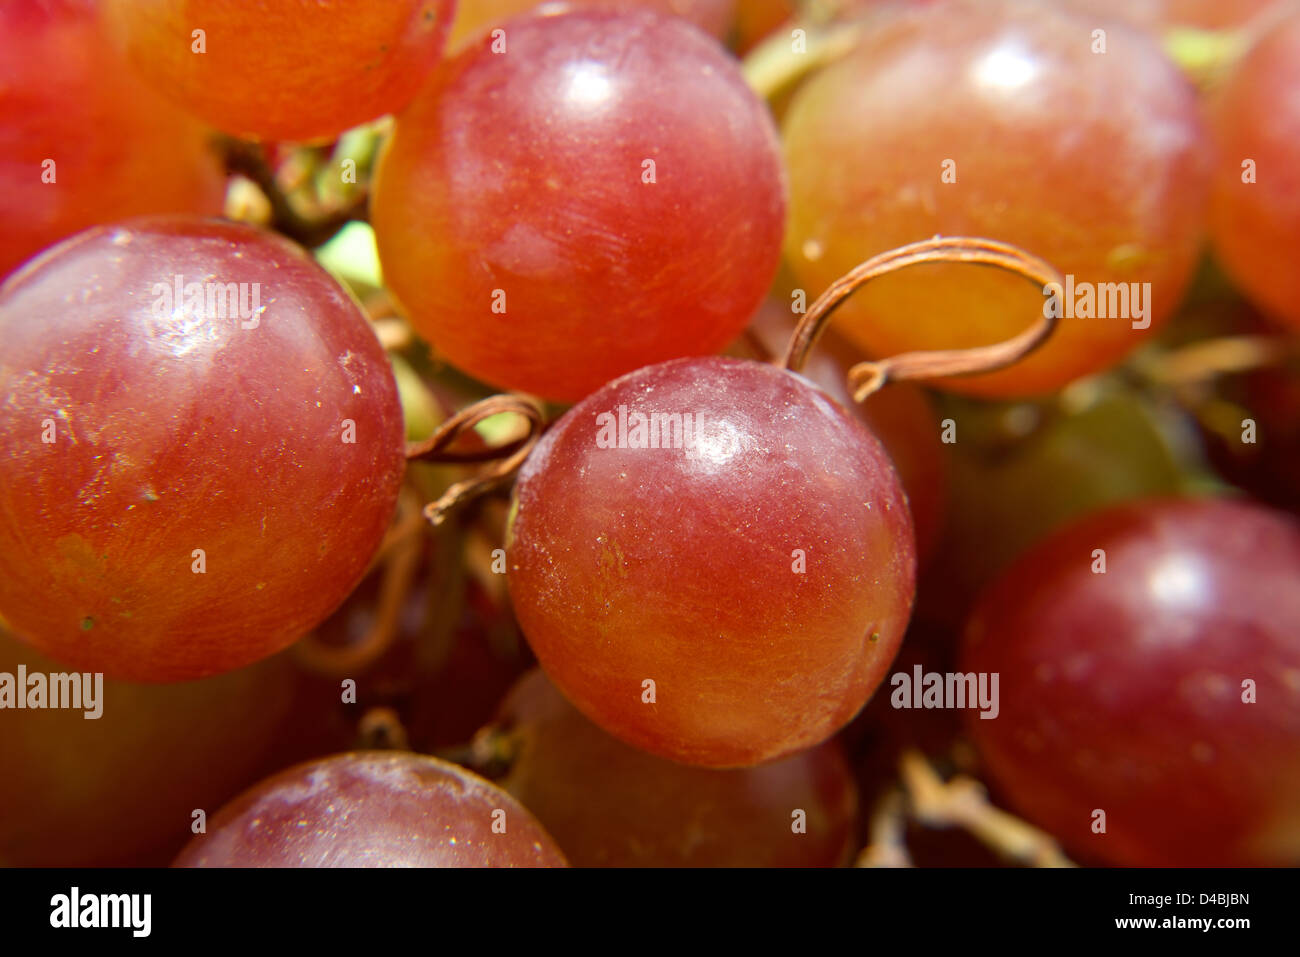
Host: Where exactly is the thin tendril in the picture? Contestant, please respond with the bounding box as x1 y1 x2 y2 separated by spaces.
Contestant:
405 394 547 526
295 486 424 676
781 236 1065 402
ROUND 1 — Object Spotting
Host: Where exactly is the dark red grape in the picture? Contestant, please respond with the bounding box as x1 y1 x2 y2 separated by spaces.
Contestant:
962 498 1300 866
0 627 342 866
495 670 860 866
174 751 567 867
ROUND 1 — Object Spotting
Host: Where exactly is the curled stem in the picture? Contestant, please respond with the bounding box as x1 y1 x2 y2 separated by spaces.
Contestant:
781 236 1065 401
220 138 367 248
406 394 547 526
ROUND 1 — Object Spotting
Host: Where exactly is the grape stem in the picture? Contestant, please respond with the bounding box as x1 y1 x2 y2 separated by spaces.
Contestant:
406 394 547 526
431 723 519 780
854 786 914 868
897 750 1074 868
781 236 1065 401
221 138 369 248
1137 334 1295 387
358 707 412 751
295 485 425 676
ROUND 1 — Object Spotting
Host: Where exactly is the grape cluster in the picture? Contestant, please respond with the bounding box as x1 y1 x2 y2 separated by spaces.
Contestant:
1 0 1297 869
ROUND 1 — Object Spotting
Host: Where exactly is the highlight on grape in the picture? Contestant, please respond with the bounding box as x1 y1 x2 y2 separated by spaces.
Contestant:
150 274 264 329
593 406 710 450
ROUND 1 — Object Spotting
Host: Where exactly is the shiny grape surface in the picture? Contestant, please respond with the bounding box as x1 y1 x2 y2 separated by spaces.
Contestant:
108 0 456 142
0 0 224 279
373 8 786 401
506 356 916 767
1209 10 1300 331
174 752 567 867
497 670 860 867
0 219 406 681
962 498 1300 866
783 0 1211 396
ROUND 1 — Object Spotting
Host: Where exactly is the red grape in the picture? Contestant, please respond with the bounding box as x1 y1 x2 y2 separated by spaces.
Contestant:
962 498 1300 866
782 0 1212 396
496 670 860 866
174 751 567 867
0 627 343 866
0 219 406 681
448 0 737 50
0 0 224 279
106 0 456 142
372 7 786 401
506 356 915 767
1208 10 1300 331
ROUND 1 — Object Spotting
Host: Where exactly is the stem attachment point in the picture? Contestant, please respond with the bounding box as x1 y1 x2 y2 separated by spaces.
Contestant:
405 394 547 526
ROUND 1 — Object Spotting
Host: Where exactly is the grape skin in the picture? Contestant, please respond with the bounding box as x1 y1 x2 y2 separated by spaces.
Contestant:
1209 11 1300 332
963 498 1300 866
0 0 224 279
107 0 457 142
448 0 737 50
782 0 1212 396
174 752 568 867
506 356 916 767
0 628 341 866
497 669 861 867
0 219 406 681
373 8 787 401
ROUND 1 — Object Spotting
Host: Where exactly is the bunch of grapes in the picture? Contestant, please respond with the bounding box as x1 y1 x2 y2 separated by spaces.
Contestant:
1 0 1297 870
